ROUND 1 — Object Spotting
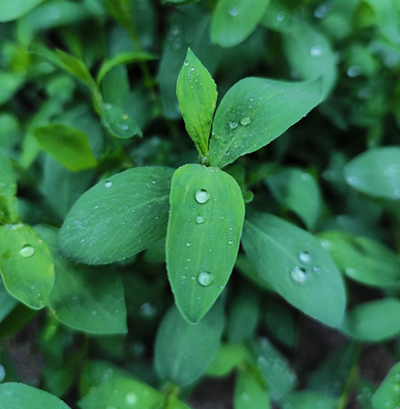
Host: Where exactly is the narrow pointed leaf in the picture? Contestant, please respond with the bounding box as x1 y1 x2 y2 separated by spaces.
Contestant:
155 302 224 386
0 224 54 309
372 362 400 409
242 213 346 327
166 164 245 323
344 146 400 200
177 48 217 156
0 0 45 21
0 149 18 223
59 167 174 264
211 0 270 48
209 78 322 168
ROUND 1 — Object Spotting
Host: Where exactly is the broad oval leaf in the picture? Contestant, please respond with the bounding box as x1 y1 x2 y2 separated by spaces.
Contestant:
34 124 97 171
59 166 174 264
101 103 142 139
0 224 54 309
266 168 322 230
341 298 400 342
166 164 245 323
318 230 400 287
344 146 400 200
282 391 337 409
155 302 224 386
372 361 400 409
242 213 346 327
0 382 71 408
209 77 322 168
0 0 44 21
207 343 248 377
177 48 218 156
37 225 127 334
210 0 270 48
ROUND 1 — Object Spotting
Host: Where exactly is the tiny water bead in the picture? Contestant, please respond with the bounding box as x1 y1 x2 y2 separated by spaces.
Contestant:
290 266 308 283
186 242 191 247
105 180 113 188
183 60 189 66
276 10 286 21
196 215 205 224
229 5 239 16
298 251 311 263
347 66 361 78
229 121 238 129
197 271 214 286
240 116 251 126
310 45 323 57
19 244 35 258
125 393 137 404
195 189 210 204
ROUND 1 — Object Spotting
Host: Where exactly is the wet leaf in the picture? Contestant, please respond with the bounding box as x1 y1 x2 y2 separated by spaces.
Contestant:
101 103 142 139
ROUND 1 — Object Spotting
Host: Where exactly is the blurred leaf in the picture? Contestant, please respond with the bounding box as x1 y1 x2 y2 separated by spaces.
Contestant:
0 73 25 107
282 391 337 409
101 103 142 139
0 149 18 223
0 278 18 324
207 343 248 377
0 0 45 21
372 361 400 409
261 0 293 32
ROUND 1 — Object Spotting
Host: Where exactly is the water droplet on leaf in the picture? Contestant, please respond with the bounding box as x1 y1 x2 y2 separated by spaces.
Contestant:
229 5 239 16
105 181 112 188
290 266 308 283
277 10 286 21
229 121 238 129
240 116 251 126
310 45 323 57
19 244 34 258
347 66 361 77
183 61 189 66
298 251 311 263
196 215 205 224
195 189 210 204
198 271 214 286
126 392 137 404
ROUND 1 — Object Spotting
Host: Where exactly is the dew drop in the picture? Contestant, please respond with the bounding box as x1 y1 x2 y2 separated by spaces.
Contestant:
195 189 210 204
310 45 323 57
298 251 311 263
19 244 34 258
229 5 239 16
240 116 251 126
347 66 361 78
196 215 205 224
198 271 214 286
314 4 329 19
392 383 400 393
276 10 286 21
186 242 191 247
120 124 129 131
229 121 238 129
183 61 189 66
126 392 137 404
105 181 112 188
228 240 234 245
290 266 308 283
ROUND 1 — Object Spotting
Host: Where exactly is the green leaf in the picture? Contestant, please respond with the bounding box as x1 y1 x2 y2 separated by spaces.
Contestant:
0 224 54 310
318 231 400 287
34 124 97 172
0 382 71 408
59 167 174 264
372 361 400 409
0 277 18 324
209 78 322 168
210 0 270 48
0 73 25 106
0 0 45 21
36 225 127 334
283 23 337 98
242 213 346 327
341 298 400 342
253 337 297 401
234 367 271 409
261 0 294 33
344 146 400 200
207 343 248 377
266 168 322 230
166 164 245 323
0 149 18 223
97 51 156 84
176 48 218 157
162 0 200 4
155 302 224 386
101 103 142 139
282 391 338 409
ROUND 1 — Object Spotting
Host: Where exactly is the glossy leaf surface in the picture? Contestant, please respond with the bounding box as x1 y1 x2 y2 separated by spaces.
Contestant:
101 103 142 139
166 164 245 323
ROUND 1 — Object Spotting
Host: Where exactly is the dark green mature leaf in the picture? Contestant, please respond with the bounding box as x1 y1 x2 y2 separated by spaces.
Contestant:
210 0 270 48
209 78 322 168
59 167 174 264
0 0 45 21
318 231 400 287
155 302 224 386
166 164 245 323
372 361 400 409
0 224 54 310
0 383 71 407
242 213 346 327
0 149 18 223
101 103 142 139
283 23 337 98
266 168 322 230
37 225 127 334
282 391 337 409
34 124 97 171
344 147 400 200
341 298 400 342
177 48 217 157
0 278 18 324
234 367 271 409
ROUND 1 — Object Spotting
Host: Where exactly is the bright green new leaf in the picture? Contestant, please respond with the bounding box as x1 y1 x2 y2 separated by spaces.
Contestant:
242 213 346 327
0 0 44 21
344 146 400 200
234 367 271 409
0 383 71 408
0 224 54 310
59 167 174 264
266 168 322 230
0 148 18 223
155 302 224 386
283 23 337 98
207 343 249 377
372 361 400 409
0 73 24 106
166 164 245 323
37 225 127 334
176 48 218 157
34 124 97 172
101 103 142 139
282 391 337 409
253 337 297 401
97 51 156 84
318 230 400 287
209 78 322 168
341 298 400 342
210 0 270 48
